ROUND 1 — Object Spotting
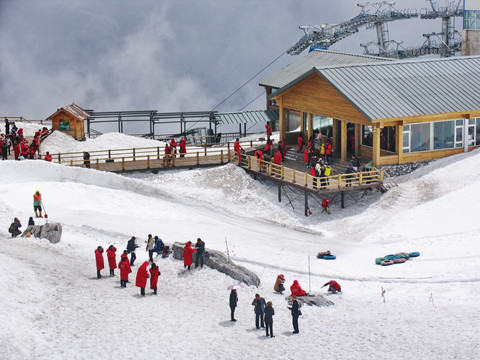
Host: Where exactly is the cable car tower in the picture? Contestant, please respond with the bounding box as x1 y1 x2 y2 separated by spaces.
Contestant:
287 0 463 59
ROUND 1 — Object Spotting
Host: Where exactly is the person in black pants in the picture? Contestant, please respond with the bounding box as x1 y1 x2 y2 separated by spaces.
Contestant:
251 293 266 329
194 238 205 268
264 301 275 338
229 289 238 322
288 295 301 334
127 236 138 266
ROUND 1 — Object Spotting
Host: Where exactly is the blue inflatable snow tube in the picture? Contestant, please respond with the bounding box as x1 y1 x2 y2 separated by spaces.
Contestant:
408 252 420 258
322 254 336 260
385 254 399 260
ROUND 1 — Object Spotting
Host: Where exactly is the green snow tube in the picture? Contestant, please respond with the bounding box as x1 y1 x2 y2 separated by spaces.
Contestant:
375 257 386 265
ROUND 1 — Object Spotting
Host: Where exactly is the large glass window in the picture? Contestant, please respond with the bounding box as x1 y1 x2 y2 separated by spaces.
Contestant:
362 125 373 147
465 10 480 30
455 119 464 148
403 125 410 154
312 115 333 138
433 120 455 149
285 109 301 132
380 126 396 152
411 123 431 152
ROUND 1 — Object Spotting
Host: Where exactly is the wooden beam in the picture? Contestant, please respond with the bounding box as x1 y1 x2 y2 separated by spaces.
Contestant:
278 97 285 141
308 113 313 140
372 125 380 166
341 120 347 162
397 123 404 164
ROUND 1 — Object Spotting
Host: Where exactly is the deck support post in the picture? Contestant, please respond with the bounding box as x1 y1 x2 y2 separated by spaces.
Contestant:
278 183 282 202
341 191 345 209
304 189 309 217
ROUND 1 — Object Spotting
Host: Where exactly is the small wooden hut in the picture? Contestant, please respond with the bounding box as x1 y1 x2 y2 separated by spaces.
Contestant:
46 103 89 140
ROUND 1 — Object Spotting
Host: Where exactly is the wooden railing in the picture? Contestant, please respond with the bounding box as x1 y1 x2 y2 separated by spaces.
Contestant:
236 154 384 190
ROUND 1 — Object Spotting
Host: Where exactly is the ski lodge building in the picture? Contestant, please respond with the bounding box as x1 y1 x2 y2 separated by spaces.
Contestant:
260 50 480 166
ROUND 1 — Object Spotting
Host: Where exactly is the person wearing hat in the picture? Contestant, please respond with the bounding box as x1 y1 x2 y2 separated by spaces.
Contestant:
194 238 205 269
274 274 286 294
33 190 42 218
288 295 301 334
264 301 275 338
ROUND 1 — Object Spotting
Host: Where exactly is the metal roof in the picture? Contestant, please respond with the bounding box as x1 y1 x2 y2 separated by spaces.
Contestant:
259 49 393 89
216 109 278 125
317 55 480 121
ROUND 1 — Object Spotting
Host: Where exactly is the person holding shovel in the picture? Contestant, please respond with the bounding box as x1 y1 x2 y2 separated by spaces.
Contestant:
33 190 43 218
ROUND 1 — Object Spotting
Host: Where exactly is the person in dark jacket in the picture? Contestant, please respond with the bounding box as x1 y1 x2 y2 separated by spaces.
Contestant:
83 151 90 168
153 236 163 255
8 217 22 237
264 301 275 338
251 293 266 329
127 236 139 266
95 246 104 279
194 238 205 269
229 289 238 322
345 162 355 187
288 295 301 334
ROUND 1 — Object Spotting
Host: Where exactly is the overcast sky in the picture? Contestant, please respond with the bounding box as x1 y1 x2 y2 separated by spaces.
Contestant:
0 0 462 121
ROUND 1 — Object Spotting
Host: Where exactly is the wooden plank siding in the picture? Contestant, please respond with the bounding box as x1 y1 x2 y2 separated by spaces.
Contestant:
277 73 371 125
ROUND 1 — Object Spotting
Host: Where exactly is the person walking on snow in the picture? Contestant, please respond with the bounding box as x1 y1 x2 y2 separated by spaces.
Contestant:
194 238 205 269
322 280 342 294
149 263 160 295
264 301 275 338
183 241 196 271
106 245 117 276
251 293 266 329
136 261 150 296
118 254 131 287
229 289 238 322
95 246 104 279
127 236 139 266
33 190 43 218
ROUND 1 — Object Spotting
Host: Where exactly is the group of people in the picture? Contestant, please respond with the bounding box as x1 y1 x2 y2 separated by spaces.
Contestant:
1 120 49 161
183 238 206 270
95 242 161 296
164 137 187 166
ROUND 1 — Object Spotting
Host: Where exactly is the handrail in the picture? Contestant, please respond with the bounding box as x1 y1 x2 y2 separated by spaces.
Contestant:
237 154 384 191
44 139 264 164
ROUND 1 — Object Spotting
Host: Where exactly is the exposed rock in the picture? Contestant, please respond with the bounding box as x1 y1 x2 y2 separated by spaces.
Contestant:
286 294 334 307
21 222 62 244
172 242 260 287
379 161 430 177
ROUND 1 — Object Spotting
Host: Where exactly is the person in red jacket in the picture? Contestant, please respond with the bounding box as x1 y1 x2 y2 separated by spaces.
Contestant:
322 280 342 294
297 136 303 153
44 152 52 162
179 138 187 158
322 197 331 214
118 255 131 287
265 122 272 142
325 141 333 165
136 261 150 296
169 138 177 157
280 140 286 160
263 139 273 157
149 262 160 295
273 149 282 165
290 280 307 297
14 142 20 160
234 138 244 162
106 245 117 276
183 241 196 271
95 246 104 279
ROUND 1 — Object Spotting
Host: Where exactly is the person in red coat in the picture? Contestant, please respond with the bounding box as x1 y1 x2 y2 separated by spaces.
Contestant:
136 261 150 296
290 280 307 297
164 143 171 166
297 136 303 153
179 138 187 158
118 255 131 287
322 197 331 214
273 149 282 165
183 241 196 271
322 280 342 294
95 246 104 279
44 152 52 162
106 245 117 276
149 263 160 295
14 142 20 160
234 138 244 162
265 122 272 142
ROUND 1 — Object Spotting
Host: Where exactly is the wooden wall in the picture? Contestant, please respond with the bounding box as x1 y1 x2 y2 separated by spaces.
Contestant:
50 111 85 140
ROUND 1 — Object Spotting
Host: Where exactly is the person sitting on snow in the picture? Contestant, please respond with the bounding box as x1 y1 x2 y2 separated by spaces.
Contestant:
274 274 286 294
8 217 22 237
290 280 307 297
322 280 342 294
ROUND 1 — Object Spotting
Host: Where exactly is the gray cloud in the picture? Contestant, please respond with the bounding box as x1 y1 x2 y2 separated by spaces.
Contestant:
0 0 461 122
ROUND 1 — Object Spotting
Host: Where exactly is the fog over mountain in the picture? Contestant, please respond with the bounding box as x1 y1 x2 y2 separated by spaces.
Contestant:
0 0 459 122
